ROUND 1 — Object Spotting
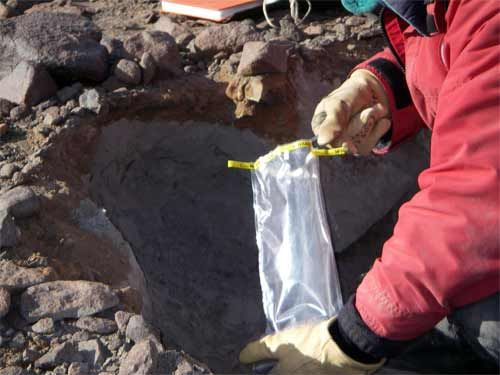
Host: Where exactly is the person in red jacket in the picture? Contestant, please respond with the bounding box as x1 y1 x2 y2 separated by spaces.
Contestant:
240 0 499 372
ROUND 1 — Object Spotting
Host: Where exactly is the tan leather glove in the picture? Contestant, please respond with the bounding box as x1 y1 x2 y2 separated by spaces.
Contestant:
311 70 391 156
240 318 385 374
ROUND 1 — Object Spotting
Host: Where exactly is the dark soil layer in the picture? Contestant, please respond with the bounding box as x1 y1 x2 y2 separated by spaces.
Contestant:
89 118 271 373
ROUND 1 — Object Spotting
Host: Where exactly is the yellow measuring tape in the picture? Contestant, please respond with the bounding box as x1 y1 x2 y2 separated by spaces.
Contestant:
227 139 347 170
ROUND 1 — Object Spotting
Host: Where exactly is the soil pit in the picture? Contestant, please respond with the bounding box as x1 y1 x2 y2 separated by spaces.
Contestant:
89 118 271 373
87 117 487 374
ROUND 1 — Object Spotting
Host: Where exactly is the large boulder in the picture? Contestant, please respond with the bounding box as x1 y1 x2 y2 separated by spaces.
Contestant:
0 61 57 107
194 21 261 56
0 260 55 292
0 12 108 83
20 280 119 322
123 31 181 76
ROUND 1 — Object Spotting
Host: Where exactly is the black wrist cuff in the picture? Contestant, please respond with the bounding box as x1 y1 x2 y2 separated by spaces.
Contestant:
336 295 413 359
367 58 411 109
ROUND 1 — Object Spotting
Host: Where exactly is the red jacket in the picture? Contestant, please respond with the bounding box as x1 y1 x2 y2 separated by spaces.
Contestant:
354 0 499 341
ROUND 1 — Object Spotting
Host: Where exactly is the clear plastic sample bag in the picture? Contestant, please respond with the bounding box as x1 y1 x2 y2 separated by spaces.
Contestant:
229 140 344 333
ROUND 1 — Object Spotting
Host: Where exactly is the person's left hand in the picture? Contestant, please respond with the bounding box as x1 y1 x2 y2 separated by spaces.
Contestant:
240 318 385 374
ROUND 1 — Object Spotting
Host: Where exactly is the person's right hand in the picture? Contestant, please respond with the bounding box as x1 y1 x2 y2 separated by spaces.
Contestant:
311 69 391 156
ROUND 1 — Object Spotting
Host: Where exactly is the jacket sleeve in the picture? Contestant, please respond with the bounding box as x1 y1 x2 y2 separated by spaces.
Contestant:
354 2 500 344
354 49 425 151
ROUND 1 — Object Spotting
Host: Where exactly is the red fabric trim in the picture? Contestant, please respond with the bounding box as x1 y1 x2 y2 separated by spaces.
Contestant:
383 10 406 66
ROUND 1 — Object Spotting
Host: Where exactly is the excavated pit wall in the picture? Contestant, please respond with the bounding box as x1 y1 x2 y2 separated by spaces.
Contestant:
89 119 270 373
87 116 430 373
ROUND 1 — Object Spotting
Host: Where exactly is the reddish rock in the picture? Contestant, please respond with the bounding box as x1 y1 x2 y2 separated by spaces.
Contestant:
20 280 119 322
237 40 292 76
118 339 158 375
194 21 261 56
124 31 181 76
114 59 142 85
0 61 57 107
154 16 194 46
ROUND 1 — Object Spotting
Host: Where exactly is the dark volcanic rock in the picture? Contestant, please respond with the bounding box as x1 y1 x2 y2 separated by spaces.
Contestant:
0 12 108 83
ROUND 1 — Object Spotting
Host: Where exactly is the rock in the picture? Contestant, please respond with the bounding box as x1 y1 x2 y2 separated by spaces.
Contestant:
75 317 117 334
71 330 92 343
35 98 57 113
103 332 122 351
0 123 8 137
57 83 83 103
77 339 109 367
100 36 126 63
43 106 63 126
0 367 33 375
20 280 119 322
303 24 324 37
333 23 348 42
125 315 157 344
114 60 142 85
31 317 55 334
118 339 158 375
9 332 26 349
0 12 108 83
140 53 156 85
9 105 30 121
52 365 67 375
0 210 18 249
114 310 132 333
124 31 181 76
237 41 292 76
345 15 366 27
0 61 58 107
34 342 82 369
68 362 89 375
0 287 10 318
0 98 15 117
194 21 261 56
278 16 304 42
0 186 41 219
0 260 54 292
79 89 108 115
22 348 40 363
154 16 194 46
0 163 19 179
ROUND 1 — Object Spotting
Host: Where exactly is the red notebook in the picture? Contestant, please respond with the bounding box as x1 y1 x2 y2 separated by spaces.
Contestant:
161 0 281 22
